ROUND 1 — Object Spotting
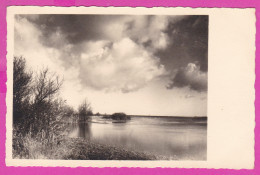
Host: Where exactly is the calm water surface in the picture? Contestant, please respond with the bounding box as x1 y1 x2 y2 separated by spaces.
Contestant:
68 116 207 160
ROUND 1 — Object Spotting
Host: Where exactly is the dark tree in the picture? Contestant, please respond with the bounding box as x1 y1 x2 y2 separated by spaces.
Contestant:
78 99 92 122
13 56 33 124
29 68 63 138
13 56 64 138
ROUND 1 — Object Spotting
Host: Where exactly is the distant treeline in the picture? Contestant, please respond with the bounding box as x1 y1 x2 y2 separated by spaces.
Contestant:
130 115 207 119
130 115 207 122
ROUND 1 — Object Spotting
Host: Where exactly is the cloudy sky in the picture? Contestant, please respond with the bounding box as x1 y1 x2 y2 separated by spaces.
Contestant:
14 14 208 116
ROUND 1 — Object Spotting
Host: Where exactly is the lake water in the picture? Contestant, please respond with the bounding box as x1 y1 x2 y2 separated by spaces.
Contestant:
68 116 207 160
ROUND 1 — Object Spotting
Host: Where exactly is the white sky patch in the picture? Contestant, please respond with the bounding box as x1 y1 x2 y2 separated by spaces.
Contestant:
15 17 61 73
76 79 207 116
14 16 82 102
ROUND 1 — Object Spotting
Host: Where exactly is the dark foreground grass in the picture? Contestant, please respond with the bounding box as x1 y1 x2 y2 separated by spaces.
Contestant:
13 135 157 160
63 138 157 160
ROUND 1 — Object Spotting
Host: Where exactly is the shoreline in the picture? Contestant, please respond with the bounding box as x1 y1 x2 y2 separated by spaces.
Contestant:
61 138 159 160
13 136 160 160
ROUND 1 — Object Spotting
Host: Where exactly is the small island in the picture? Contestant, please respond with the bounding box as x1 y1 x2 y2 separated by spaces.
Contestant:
103 112 131 123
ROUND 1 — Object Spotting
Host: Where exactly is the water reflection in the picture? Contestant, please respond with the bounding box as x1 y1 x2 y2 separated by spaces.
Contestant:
69 122 92 139
78 122 92 139
68 116 207 160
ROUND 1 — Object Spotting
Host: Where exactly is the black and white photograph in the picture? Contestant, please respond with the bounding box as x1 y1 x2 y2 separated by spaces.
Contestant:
5 6 256 169
11 13 208 161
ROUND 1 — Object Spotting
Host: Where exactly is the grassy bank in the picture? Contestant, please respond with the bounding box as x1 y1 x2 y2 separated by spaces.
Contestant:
13 136 157 160
63 138 157 160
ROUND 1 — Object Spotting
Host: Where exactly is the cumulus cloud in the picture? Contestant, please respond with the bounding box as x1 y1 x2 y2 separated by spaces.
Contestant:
167 63 207 92
16 15 175 93
79 38 166 92
124 16 170 50
15 14 208 94
15 15 167 93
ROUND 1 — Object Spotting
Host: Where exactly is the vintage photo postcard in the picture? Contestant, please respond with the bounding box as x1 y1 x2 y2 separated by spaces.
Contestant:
5 7 255 169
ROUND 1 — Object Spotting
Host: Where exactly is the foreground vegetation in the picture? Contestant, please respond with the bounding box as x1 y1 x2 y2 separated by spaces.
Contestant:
12 56 154 160
14 136 156 160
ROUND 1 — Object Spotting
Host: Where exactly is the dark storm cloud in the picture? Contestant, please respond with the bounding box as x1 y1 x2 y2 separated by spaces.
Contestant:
159 16 208 92
22 14 125 47
167 63 207 92
20 15 185 51
16 15 129 69
156 15 208 72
